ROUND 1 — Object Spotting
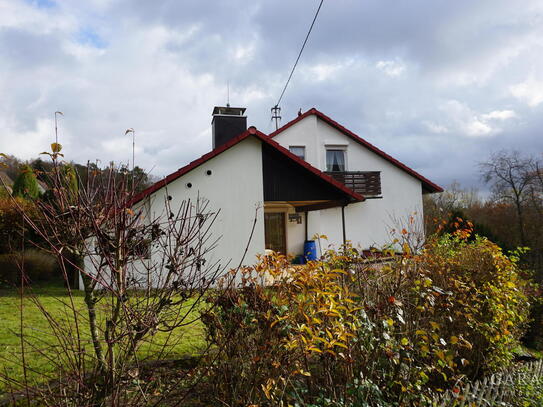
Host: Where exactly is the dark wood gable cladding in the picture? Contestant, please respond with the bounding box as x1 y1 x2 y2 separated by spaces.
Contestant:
262 143 357 212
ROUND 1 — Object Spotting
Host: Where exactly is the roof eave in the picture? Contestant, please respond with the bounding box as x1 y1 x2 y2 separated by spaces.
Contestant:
270 108 444 194
131 126 365 206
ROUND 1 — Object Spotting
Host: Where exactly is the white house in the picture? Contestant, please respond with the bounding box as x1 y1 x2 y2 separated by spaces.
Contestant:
269 108 443 255
126 106 442 276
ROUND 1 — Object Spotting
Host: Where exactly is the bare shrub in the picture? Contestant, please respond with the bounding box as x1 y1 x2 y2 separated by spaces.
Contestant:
0 144 243 406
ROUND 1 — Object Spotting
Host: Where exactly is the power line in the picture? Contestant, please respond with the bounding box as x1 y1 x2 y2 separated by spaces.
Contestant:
274 0 324 114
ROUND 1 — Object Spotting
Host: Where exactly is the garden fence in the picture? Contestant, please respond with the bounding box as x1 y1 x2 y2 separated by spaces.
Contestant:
432 359 543 406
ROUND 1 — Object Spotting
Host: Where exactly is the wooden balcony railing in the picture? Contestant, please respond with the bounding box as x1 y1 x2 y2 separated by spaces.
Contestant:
325 171 382 197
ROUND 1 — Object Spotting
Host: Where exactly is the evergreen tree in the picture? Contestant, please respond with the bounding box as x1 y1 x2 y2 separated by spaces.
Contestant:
12 165 40 200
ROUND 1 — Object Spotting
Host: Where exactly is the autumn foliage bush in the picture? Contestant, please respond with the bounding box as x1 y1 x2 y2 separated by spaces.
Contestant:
203 230 531 406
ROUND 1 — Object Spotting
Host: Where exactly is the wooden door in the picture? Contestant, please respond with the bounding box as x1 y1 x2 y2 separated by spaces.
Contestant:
264 212 286 254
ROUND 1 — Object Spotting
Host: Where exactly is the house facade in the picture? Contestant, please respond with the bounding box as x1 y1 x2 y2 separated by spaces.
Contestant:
269 108 442 255
98 106 442 286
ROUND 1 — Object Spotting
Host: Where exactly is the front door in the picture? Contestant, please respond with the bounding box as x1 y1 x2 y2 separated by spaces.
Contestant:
264 212 286 254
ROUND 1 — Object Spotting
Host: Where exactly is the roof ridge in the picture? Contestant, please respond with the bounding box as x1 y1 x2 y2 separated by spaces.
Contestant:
269 108 443 193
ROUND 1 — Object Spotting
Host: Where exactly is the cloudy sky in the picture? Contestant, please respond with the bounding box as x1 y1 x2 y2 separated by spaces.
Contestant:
1 0 543 190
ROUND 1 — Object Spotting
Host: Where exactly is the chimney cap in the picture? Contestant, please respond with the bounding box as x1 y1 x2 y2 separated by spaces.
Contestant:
212 106 246 116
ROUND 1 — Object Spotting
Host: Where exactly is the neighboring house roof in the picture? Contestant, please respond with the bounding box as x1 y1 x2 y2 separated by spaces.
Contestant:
269 108 443 193
131 127 365 206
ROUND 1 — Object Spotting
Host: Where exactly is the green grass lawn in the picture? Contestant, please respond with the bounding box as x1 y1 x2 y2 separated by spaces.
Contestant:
0 284 207 393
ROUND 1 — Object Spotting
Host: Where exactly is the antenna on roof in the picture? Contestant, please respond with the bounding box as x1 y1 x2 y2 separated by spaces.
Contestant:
271 105 281 130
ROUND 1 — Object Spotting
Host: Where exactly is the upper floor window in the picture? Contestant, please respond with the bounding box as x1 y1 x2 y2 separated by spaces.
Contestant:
326 149 346 172
289 146 306 161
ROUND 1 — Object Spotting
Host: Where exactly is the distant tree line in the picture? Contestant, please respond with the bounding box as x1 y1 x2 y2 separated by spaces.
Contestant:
425 150 543 275
424 150 543 347
0 153 156 286
1 154 155 197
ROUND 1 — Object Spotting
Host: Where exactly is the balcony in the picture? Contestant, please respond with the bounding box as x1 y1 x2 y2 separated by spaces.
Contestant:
325 171 382 197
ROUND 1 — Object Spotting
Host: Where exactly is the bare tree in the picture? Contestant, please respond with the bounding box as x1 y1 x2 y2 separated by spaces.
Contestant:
423 180 481 235
480 150 535 246
526 156 543 278
0 145 237 406
528 157 543 218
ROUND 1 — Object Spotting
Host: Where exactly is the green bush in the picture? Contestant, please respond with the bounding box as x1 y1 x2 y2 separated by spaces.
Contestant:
202 232 532 406
0 249 60 286
419 233 531 376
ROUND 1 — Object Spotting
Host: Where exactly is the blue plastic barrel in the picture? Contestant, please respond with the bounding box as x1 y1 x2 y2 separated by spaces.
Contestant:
304 240 318 262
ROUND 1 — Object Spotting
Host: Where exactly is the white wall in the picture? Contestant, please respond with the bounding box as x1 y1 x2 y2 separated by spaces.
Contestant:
274 116 424 250
81 137 265 289
144 137 265 284
276 115 320 168
285 207 306 255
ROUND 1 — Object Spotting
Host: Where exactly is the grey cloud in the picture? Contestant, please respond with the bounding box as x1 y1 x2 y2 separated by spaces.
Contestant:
0 0 542 193
0 29 68 69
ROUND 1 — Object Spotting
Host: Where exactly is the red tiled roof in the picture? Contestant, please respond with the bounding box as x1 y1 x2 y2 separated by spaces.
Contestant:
269 108 443 193
131 127 365 205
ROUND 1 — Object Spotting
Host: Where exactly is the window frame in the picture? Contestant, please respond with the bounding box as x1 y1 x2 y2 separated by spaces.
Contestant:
289 145 306 161
325 146 347 172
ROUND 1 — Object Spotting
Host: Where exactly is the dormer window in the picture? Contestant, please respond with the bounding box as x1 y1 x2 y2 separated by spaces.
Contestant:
289 146 306 161
326 149 346 172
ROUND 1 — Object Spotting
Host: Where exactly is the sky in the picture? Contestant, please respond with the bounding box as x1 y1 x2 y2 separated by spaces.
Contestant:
1 0 543 191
